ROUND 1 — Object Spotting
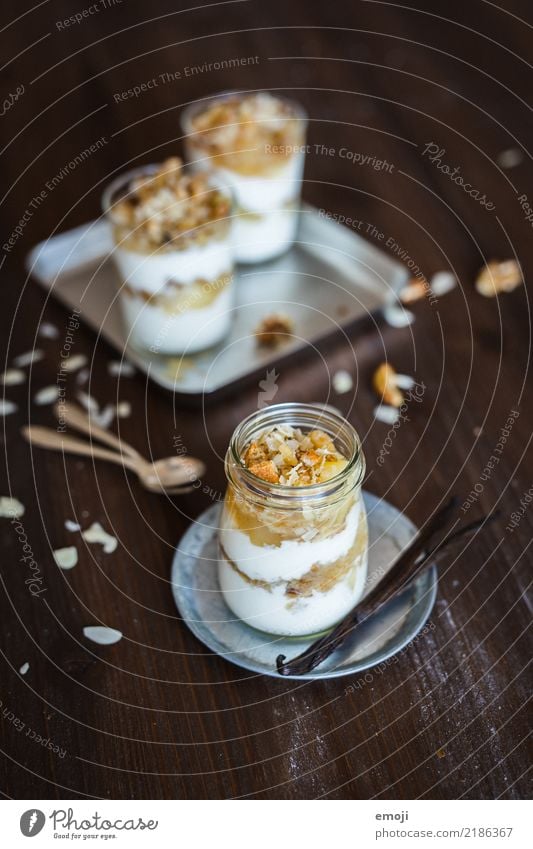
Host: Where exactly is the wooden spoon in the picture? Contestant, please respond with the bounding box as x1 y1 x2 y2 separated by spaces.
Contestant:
54 401 143 461
21 424 204 494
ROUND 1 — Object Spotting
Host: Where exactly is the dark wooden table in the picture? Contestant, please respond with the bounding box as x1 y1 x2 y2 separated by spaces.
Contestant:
1 0 531 800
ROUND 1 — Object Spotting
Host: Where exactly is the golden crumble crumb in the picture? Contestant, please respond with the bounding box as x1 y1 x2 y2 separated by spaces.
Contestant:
255 314 294 347
248 460 279 483
243 441 267 466
301 449 321 467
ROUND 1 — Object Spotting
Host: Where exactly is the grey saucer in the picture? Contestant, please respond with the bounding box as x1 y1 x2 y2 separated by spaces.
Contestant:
171 492 437 680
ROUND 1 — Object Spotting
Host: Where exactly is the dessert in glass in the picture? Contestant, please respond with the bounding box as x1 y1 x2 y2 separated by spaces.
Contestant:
218 403 368 636
102 158 234 354
181 92 307 264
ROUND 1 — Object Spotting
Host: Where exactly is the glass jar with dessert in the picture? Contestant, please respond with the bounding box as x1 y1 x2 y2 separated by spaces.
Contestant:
181 91 307 264
218 403 368 637
102 157 234 355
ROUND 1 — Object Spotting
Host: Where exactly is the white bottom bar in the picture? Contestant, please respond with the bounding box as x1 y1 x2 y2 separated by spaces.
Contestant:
2 800 528 847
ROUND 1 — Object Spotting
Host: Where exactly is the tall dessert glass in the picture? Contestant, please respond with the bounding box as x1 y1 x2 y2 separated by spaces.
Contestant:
218 403 368 636
102 158 234 354
181 92 307 264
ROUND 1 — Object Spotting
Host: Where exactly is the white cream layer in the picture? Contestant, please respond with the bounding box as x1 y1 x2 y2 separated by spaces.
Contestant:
231 208 299 263
219 498 362 584
217 152 304 212
112 238 232 294
190 149 305 213
218 548 368 636
112 237 233 353
120 284 234 354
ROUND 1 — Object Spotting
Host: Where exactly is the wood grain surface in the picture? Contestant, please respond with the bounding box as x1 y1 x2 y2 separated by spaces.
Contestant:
0 0 531 799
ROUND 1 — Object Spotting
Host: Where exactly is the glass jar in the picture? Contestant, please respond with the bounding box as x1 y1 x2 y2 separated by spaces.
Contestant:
102 162 235 355
218 403 368 636
181 91 308 264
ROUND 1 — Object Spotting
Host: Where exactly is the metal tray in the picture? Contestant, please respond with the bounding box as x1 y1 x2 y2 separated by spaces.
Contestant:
26 206 407 400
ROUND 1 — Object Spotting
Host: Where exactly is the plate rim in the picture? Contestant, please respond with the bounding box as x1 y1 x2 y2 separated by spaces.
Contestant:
171 492 437 680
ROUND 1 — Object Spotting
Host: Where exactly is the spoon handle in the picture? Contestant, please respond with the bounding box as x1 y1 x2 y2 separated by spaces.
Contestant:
54 401 141 460
22 425 140 472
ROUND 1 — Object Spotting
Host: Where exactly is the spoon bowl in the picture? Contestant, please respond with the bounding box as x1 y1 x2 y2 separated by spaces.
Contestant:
22 402 206 496
138 456 205 492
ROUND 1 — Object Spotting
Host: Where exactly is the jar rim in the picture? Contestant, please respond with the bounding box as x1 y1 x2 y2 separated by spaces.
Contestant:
226 402 365 502
180 89 308 135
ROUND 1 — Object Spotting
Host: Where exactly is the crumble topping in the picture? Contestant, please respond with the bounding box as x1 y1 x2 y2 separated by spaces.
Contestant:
188 93 304 175
109 157 231 252
254 313 294 347
241 424 348 486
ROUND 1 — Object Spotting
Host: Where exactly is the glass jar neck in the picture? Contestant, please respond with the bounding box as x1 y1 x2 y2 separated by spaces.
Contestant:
225 403 365 509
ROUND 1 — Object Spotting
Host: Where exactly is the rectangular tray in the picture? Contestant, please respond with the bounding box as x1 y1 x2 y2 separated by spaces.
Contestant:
26 205 407 400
